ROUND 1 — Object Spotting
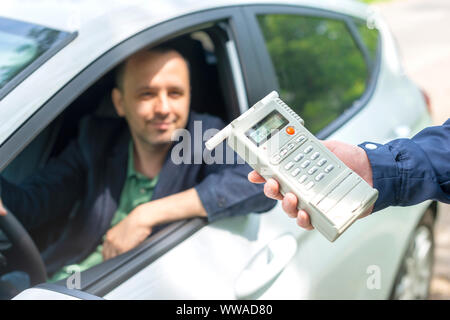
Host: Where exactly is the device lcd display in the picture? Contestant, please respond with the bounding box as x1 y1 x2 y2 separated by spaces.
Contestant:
245 110 289 146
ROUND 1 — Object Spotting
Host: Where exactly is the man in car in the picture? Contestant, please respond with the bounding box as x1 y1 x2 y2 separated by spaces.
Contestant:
0 44 276 283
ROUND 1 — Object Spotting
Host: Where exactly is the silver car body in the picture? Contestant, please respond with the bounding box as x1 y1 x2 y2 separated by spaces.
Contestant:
1 0 432 299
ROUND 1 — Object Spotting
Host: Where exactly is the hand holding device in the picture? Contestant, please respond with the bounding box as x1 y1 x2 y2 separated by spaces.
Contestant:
206 91 378 242
248 139 375 230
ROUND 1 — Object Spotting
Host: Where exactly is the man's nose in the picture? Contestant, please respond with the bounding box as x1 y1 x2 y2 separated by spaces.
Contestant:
154 93 171 115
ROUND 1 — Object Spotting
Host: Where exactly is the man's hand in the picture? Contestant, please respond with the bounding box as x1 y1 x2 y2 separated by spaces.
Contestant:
0 198 6 216
248 140 374 230
102 205 152 260
101 188 207 261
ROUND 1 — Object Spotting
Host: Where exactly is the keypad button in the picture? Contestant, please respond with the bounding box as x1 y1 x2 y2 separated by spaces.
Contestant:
304 146 313 154
284 161 294 170
317 158 327 167
280 149 288 157
298 175 308 183
294 153 304 162
325 164 334 173
301 160 311 168
291 168 301 177
311 152 320 160
287 143 295 150
308 166 318 175
286 126 295 135
305 181 315 190
271 154 282 164
315 173 325 181
296 135 306 144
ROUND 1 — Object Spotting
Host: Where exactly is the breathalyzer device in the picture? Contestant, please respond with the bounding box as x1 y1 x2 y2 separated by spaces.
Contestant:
205 91 378 242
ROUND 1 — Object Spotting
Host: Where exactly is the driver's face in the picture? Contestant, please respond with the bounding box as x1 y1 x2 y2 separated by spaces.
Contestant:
112 50 190 148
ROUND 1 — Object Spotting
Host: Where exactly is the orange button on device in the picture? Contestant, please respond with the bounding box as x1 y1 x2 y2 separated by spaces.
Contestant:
286 126 295 135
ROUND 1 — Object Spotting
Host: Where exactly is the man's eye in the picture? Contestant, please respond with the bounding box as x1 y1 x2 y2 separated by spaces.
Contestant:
141 92 155 97
169 91 183 97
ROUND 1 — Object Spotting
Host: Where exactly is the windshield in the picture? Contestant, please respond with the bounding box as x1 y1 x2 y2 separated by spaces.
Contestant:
0 16 72 92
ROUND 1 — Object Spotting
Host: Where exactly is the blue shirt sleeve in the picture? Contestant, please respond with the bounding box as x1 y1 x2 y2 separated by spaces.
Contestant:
358 118 450 212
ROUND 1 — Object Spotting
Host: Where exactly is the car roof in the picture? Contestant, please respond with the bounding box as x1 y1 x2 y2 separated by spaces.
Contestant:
0 0 373 154
1 0 369 32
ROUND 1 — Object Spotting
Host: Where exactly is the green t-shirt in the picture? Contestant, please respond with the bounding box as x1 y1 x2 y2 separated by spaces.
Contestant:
49 140 158 282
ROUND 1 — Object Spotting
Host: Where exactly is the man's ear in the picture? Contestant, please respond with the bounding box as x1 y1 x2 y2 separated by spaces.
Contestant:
111 88 125 117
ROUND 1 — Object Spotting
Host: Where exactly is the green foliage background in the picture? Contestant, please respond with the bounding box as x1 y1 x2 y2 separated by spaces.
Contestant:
258 15 371 134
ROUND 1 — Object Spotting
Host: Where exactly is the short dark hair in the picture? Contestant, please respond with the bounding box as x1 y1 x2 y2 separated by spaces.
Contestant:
114 43 190 92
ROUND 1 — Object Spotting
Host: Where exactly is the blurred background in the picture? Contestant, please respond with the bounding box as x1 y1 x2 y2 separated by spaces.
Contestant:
366 0 450 299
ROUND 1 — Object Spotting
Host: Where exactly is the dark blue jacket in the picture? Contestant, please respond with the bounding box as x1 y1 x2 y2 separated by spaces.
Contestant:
359 118 450 212
0 112 276 274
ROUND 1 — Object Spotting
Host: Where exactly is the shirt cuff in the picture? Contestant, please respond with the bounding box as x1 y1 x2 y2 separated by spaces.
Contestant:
195 182 227 222
195 178 276 223
358 142 402 212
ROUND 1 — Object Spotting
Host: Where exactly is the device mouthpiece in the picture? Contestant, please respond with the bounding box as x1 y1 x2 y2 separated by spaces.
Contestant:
205 124 232 150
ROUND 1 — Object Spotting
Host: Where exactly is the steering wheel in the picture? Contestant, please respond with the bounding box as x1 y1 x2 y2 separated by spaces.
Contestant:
0 208 47 287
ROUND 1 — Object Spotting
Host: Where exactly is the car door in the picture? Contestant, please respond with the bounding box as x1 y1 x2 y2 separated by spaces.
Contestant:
102 4 393 300
94 7 306 300
101 3 388 300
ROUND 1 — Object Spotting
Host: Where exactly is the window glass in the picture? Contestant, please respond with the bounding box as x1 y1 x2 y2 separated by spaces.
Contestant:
257 14 370 134
0 17 70 90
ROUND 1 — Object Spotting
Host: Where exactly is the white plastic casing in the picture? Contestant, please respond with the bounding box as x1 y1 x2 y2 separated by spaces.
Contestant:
207 91 378 242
